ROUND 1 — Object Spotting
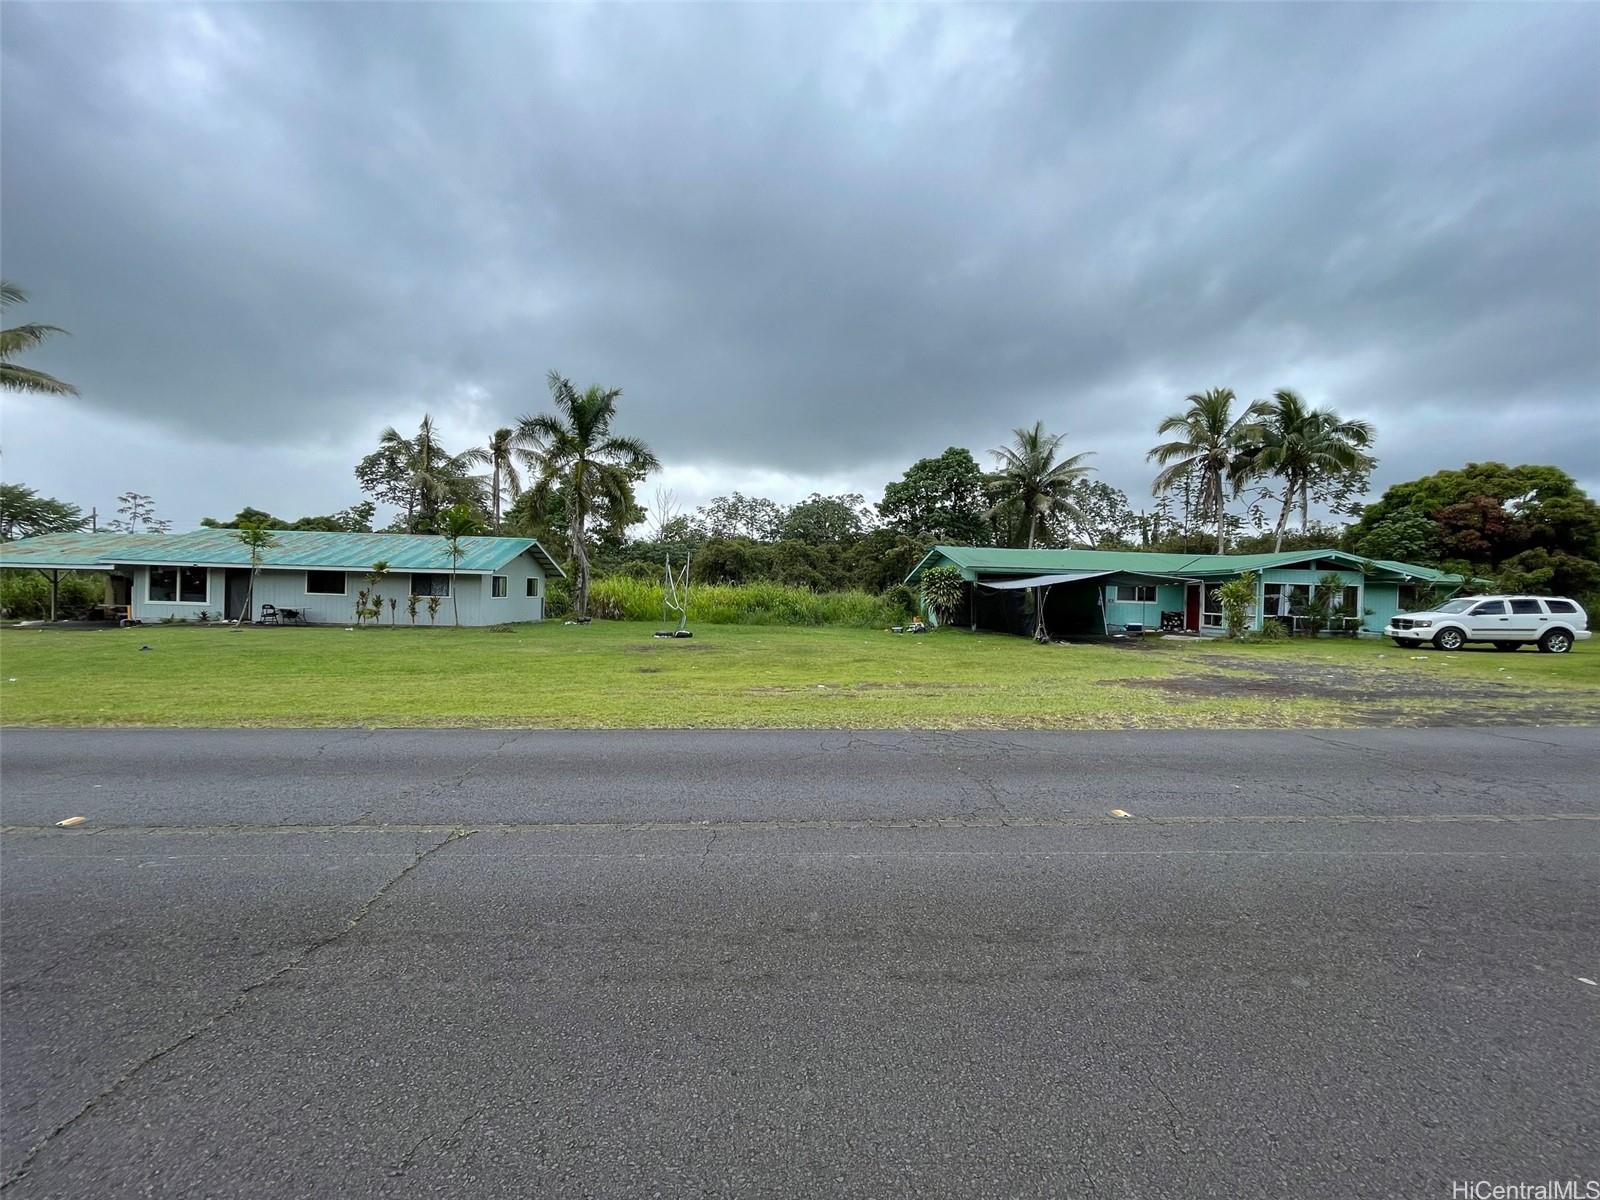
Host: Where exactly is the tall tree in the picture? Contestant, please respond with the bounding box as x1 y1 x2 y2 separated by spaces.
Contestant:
485 427 522 534
877 448 992 544
1244 390 1374 552
109 492 171 533
0 483 85 541
0 281 77 397
516 371 659 620
437 505 484 627
358 415 485 532
1146 387 1259 554
987 422 1095 549
987 422 1095 643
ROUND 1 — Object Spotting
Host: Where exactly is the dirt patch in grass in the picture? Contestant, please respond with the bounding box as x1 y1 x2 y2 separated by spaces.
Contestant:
1119 653 1600 725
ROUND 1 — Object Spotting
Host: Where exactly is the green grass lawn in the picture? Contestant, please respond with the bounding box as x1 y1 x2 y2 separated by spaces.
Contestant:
2 621 1597 729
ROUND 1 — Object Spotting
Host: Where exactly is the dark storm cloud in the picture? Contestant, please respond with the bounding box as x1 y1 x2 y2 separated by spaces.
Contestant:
2 1 1597 522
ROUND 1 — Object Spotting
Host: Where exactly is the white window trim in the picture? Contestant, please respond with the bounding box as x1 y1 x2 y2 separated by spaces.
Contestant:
1114 585 1157 603
409 573 451 599
491 575 508 598
146 565 210 605
305 570 348 596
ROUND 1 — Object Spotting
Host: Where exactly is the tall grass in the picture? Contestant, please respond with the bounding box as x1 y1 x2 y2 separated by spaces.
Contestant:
588 576 911 627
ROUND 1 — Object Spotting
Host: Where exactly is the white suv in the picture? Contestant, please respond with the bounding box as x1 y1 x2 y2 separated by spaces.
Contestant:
1385 595 1590 653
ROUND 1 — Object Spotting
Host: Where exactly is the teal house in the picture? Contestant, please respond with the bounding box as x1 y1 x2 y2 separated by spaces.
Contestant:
0 530 564 625
905 546 1466 637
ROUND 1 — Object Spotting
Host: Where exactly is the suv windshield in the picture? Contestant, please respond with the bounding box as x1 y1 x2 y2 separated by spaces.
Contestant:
1434 599 1475 613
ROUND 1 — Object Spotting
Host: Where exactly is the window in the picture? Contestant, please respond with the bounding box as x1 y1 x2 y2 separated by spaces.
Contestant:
525 577 540 598
1115 585 1156 603
1470 600 1506 616
1509 598 1543 615
148 566 207 604
491 575 508 598
410 573 450 598
306 570 346 595
1545 599 1577 614
1264 583 1312 617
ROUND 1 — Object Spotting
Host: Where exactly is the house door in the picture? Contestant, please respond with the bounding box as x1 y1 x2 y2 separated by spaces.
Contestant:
225 569 252 622
1185 584 1201 632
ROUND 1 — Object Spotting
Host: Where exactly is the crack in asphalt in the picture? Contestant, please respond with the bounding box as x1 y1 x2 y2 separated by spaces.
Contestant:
0 827 474 1190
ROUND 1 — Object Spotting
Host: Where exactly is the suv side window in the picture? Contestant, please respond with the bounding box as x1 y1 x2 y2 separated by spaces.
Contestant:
1470 601 1506 616
1545 600 1577 614
1510 599 1543 614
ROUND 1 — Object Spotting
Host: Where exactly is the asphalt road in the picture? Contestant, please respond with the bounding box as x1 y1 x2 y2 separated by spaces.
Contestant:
1 727 1596 1198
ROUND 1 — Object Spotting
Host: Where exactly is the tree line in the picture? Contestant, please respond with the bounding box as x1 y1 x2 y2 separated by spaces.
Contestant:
5 274 1596 615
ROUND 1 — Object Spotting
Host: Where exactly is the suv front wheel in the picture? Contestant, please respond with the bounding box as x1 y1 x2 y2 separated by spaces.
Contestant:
1433 627 1465 651
1539 629 1574 654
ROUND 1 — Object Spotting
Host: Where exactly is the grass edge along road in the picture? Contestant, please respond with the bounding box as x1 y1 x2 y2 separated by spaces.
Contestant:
1 621 1597 730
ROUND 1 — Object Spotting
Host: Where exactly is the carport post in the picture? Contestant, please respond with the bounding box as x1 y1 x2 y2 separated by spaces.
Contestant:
36 568 60 622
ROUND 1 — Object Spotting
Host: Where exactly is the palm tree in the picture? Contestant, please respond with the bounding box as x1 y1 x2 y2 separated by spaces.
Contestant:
988 421 1095 643
484 427 522 533
516 371 659 620
437 505 484 627
988 421 1095 549
1147 387 1260 554
1 281 77 397
1246 390 1375 551
377 415 486 531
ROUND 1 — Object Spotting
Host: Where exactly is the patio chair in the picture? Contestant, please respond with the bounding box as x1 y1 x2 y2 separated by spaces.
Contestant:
258 604 280 625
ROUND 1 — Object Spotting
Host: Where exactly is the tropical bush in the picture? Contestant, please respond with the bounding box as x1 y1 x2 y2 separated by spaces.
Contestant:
587 576 906 627
919 565 966 625
0 571 106 620
1215 572 1257 639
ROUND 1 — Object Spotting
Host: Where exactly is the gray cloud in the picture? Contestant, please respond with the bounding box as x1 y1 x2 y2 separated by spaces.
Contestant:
3 2 1597 527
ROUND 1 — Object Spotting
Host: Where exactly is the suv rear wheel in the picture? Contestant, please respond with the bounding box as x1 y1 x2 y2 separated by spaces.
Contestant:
1539 629 1574 654
1433 627 1465 651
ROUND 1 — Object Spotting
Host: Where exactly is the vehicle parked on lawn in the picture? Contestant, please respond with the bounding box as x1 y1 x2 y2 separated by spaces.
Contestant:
1384 595 1590 653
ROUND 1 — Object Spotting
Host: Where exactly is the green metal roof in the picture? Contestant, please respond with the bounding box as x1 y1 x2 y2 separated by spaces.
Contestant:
0 532 168 570
907 545 1462 585
3 530 565 576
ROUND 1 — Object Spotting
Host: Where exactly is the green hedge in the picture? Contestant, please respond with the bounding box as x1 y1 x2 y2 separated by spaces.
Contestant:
587 576 913 627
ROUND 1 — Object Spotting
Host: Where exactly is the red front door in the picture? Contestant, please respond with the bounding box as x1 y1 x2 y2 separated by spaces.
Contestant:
1185 585 1201 632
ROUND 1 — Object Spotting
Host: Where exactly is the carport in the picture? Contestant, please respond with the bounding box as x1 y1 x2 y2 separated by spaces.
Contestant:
967 570 1196 639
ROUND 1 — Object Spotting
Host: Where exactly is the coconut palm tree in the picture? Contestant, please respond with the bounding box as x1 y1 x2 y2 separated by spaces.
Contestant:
515 371 659 620
377 415 486 532
988 421 1095 549
1146 387 1261 554
988 421 1095 643
1247 390 1375 551
1 281 77 397
484 427 522 533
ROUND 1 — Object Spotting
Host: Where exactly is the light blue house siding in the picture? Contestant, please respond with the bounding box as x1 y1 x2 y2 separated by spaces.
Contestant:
124 556 549 625
1101 584 1187 631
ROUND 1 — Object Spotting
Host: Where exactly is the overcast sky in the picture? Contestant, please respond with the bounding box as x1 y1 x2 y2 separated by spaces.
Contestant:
3 2 1597 531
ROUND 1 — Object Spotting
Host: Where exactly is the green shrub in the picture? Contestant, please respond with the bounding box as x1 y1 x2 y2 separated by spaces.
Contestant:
882 583 917 618
1258 617 1289 641
0 571 107 620
544 577 571 618
1215 572 1257 639
919 565 966 625
586 576 906 627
